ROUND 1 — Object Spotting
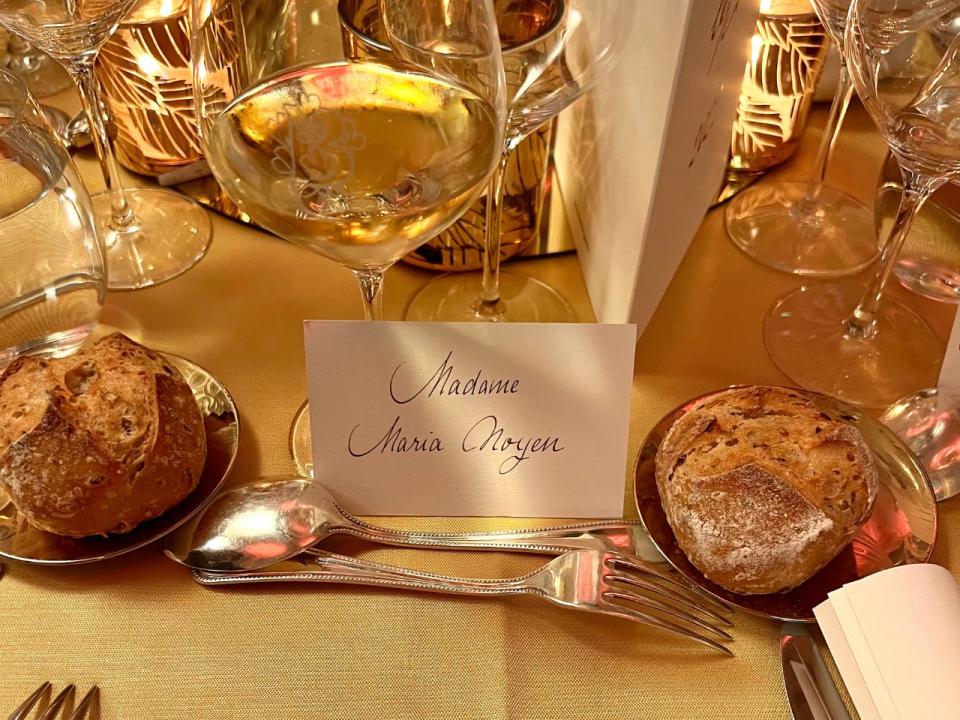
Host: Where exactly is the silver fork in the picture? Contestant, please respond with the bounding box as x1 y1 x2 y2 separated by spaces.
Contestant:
195 548 735 655
8 683 100 720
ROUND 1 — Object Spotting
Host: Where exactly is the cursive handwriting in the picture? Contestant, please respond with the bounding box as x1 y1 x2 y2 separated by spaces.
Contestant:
348 416 443 457
461 415 565 475
389 351 520 404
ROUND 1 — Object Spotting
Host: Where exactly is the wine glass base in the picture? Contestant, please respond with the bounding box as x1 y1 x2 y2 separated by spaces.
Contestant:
763 282 941 408
881 387 960 501
405 270 575 322
894 257 960 303
290 400 313 477
726 181 878 277
93 188 212 291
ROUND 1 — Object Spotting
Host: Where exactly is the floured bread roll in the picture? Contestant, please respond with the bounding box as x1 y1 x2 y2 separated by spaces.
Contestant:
0 333 206 537
655 386 878 595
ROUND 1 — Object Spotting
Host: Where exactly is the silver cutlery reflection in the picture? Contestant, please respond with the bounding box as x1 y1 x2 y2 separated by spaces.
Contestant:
9 683 100 720
166 475 661 573
781 623 851 720
39 106 97 152
194 548 734 655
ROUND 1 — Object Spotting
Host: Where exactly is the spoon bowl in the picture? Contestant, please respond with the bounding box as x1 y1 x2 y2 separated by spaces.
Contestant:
165 476 340 572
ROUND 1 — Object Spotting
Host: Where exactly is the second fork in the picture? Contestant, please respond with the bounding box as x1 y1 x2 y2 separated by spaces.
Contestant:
194 548 734 655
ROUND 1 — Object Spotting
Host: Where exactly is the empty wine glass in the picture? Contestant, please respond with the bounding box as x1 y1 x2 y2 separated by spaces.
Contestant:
0 68 103 367
405 0 635 322
0 0 212 290
763 0 960 408
191 0 506 474
725 0 879 277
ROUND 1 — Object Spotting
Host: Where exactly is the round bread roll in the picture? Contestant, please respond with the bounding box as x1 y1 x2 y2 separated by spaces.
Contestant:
0 333 206 537
655 386 878 595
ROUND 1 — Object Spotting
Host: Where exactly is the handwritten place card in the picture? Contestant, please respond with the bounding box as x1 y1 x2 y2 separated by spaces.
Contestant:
304 321 636 517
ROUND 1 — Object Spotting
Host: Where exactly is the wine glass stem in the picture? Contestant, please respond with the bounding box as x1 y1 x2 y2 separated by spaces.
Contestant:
67 57 136 234
843 169 941 341
478 150 511 317
806 62 854 202
354 269 384 321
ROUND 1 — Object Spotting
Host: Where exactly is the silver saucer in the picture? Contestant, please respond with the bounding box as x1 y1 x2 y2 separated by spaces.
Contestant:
0 354 239 565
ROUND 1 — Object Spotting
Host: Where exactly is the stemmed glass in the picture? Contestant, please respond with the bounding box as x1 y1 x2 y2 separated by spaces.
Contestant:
0 68 103 367
0 0 212 290
763 0 960 408
725 0 879 277
405 0 634 322
191 0 506 474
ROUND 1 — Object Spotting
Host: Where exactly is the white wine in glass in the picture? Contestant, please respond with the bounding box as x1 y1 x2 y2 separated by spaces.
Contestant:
205 63 500 273
192 0 506 475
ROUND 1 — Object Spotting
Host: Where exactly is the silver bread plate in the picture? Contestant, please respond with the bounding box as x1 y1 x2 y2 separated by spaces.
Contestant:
0 354 240 565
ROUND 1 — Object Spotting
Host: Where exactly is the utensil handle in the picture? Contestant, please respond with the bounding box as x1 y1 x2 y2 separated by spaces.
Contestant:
329 518 660 558
195 552 533 597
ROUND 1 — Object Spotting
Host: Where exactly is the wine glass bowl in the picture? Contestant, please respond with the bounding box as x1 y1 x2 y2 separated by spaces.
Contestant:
0 68 103 367
0 0 138 58
204 61 501 271
193 0 505 299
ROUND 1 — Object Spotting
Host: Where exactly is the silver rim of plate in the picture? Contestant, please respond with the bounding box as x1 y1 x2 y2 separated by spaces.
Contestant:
634 386 938 623
0 354 240 565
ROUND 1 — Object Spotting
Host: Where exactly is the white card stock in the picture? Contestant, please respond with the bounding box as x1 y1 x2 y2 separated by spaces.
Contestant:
304 321 636 516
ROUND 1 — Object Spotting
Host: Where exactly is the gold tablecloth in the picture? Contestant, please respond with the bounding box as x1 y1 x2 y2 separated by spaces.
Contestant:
2 100 957 719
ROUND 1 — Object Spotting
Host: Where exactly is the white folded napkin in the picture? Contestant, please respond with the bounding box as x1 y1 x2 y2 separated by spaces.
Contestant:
814 564 960 720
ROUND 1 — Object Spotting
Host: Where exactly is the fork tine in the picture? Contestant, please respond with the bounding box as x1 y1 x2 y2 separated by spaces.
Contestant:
599 597 733 656
37 686 75 720
606 555 734 614
603 588 733 640
606 571 733 627
66 687 99 720
8 682 51 720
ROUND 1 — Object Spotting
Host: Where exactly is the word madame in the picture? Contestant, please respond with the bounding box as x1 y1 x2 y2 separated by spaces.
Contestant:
389 351 519 404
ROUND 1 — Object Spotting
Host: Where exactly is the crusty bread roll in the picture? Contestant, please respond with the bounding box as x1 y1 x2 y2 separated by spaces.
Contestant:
0 333 206 537
655 386 878 595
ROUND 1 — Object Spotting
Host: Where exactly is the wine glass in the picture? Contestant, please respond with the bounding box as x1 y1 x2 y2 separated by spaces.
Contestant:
405 0 635 322
0 68 103 367
191 0 506 474
725 0 879 277
763 0 960 408
0 0 212 290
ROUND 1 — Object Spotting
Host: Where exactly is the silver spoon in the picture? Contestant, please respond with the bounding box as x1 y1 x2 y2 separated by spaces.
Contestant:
164 475 661 573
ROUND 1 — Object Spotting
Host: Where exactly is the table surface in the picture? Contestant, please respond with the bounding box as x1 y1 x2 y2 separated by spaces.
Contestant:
2 89 957 718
